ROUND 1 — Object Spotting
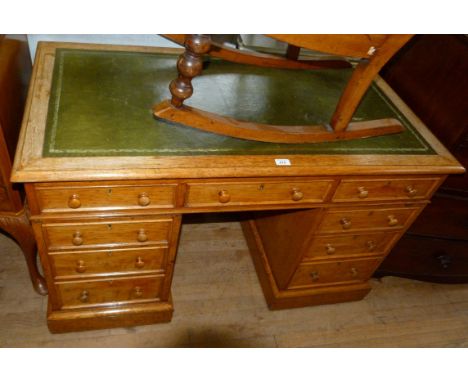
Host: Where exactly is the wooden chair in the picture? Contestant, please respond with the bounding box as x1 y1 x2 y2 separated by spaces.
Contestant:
154 34 413 143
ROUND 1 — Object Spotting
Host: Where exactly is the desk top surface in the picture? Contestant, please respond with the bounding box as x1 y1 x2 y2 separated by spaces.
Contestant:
12 42 463 182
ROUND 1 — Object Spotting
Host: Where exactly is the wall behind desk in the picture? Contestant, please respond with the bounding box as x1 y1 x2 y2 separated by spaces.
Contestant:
27 35 179 61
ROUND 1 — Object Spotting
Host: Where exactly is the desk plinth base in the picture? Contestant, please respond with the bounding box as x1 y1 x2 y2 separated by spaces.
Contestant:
47 298 174 333
242 220 372 310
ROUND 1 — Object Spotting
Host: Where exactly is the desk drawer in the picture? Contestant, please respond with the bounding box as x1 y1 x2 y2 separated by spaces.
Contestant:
34 183 177 213
43 217 174 251
50 247 168 279
332 177 440 202
55 275 165 308
317 205 423 233
185 179 334 208
303 232 399 261
288 257 382 289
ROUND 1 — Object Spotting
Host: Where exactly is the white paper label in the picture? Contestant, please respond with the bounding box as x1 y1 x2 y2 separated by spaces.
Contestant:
275 158 291 166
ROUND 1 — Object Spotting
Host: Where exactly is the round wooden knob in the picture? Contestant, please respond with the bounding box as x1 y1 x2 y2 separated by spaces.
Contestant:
340 217 352 230
138 192 151 207
357 187 369 199
218 190 231 203
137 229 148 242
72 231 83 246
291 188 304 202
79 290 89 303
75 260 86 273
310 271 320 281
135 256 145 268
387 215 399 227
68 194 81 209
325 244 336 255
134 286 143 298
405 185 418 197
350 267 358 277
366 240 377 251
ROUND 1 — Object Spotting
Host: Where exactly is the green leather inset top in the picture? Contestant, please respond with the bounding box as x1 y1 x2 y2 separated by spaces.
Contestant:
43 48 434 157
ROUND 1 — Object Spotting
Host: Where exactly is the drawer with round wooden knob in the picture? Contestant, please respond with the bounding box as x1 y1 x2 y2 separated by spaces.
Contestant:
42 217 174 251
49 247 168 279
317 205 424 233
332 176 441 203
54 275 165 308
184 178 335 208
33 182 177 213
288 257 383 289
302 232 399 261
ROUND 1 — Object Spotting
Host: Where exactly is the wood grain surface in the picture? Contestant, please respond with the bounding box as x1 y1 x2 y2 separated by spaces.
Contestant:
1 217 467 347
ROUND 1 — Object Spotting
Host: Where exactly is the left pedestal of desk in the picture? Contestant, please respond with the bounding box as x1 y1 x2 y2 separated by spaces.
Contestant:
25 182 182 333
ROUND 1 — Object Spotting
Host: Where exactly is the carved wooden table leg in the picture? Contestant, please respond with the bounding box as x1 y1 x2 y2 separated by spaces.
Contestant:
0 209 48 295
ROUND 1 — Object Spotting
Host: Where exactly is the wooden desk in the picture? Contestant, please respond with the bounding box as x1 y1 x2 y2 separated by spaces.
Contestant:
12 42 464 333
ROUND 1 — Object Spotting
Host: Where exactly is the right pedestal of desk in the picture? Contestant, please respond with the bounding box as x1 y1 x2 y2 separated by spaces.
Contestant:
243 199 428 309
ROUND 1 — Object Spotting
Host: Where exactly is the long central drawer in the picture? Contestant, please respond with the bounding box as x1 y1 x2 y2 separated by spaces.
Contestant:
185 179 335 208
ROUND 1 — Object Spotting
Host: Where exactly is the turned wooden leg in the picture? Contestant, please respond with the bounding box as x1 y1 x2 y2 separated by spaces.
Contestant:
169 34 211 108
0 210 48 295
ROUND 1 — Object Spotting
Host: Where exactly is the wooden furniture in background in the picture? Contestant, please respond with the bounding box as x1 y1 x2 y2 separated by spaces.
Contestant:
11 42 463 333
376 35 468 283
0 35 47 295
154 34 412 143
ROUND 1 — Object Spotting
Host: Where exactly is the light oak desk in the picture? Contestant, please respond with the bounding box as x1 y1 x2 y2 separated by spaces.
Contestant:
12 42 464 333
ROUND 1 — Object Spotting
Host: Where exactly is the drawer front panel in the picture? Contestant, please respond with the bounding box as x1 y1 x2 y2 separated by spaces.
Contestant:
332 177 440 202
43 217 173 251
303 232 399 260
289 257 382 289
50 247 168 279
55 275 165 308
35 184 177 213
318 205 422 233
185 179 334 207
